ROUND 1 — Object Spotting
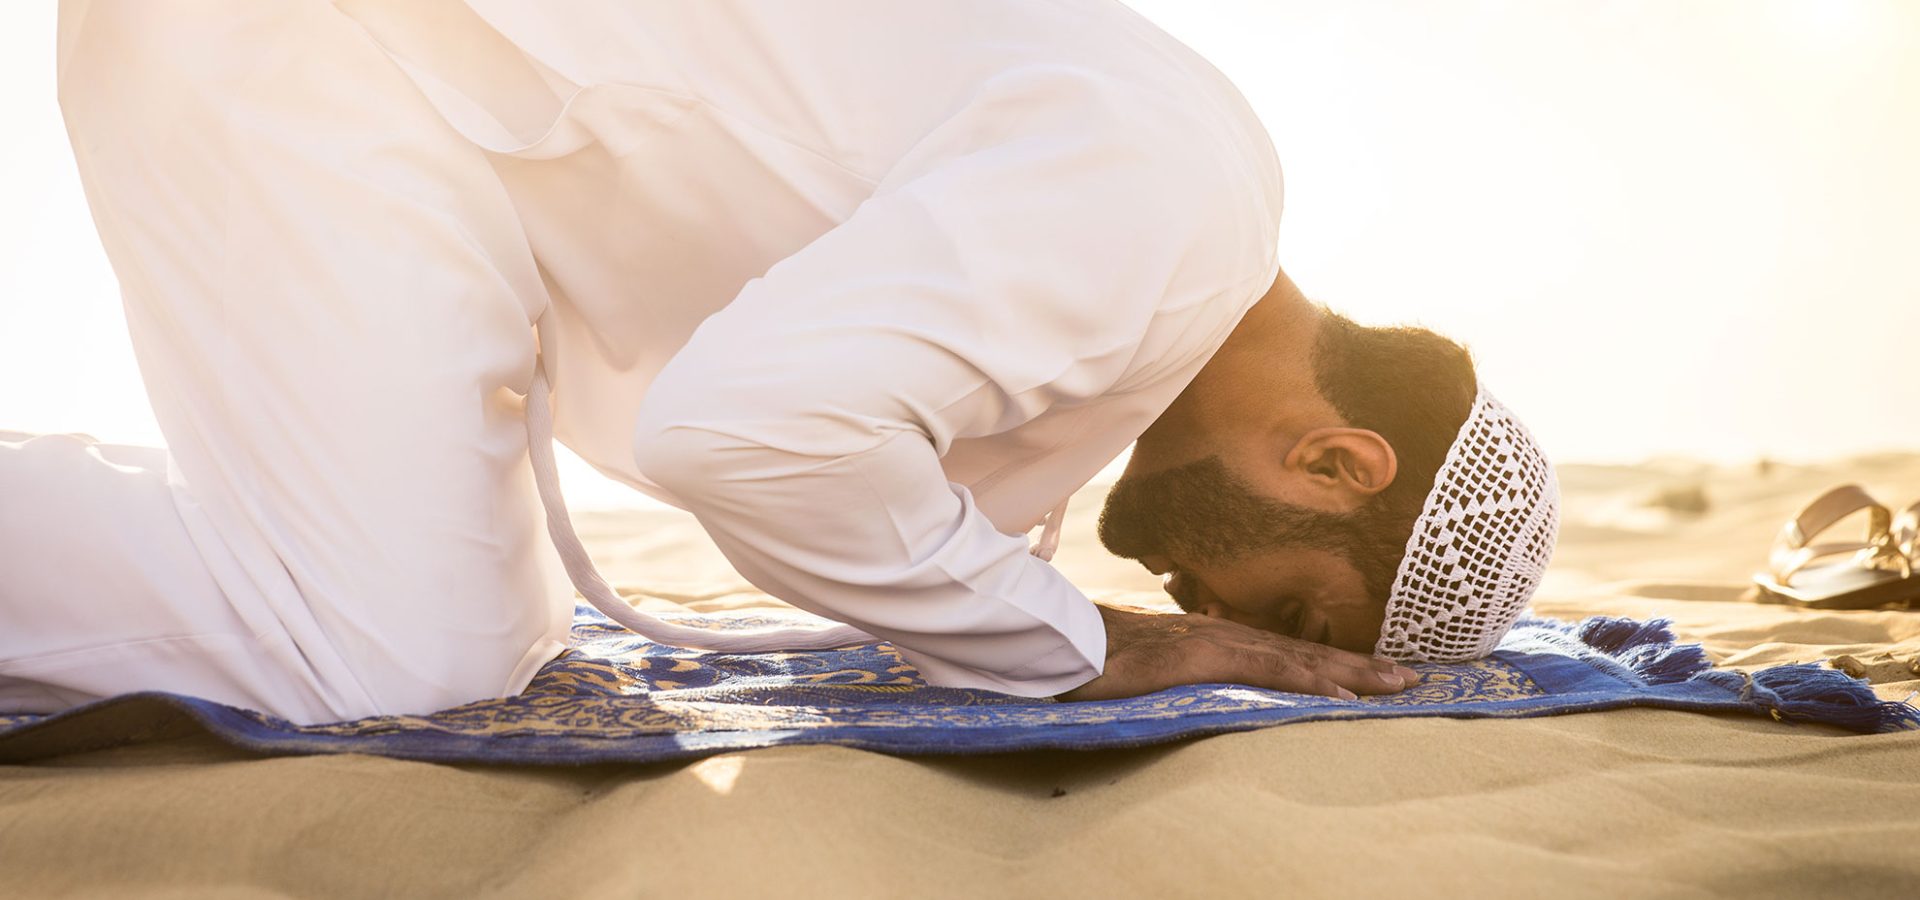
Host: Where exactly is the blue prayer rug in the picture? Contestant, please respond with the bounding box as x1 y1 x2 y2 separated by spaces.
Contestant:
1 607 1913 764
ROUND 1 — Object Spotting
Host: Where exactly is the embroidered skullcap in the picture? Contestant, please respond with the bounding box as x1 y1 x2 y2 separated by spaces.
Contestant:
1372 387 1559 662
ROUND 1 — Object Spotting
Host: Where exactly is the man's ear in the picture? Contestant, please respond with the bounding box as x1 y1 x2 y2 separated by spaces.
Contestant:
1285 427 1397 499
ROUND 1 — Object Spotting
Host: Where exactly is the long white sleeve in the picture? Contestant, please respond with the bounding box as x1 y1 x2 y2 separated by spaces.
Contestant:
630 66 1273 696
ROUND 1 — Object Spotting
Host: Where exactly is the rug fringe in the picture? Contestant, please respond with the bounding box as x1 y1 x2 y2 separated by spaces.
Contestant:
1570 615 1714 685
1547 614 1920 733
1616 641 1712 685
1696 664 1920 734
1575 616 1678 653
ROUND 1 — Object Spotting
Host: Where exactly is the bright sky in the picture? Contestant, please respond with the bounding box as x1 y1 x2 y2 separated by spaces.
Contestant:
3 2 1916 509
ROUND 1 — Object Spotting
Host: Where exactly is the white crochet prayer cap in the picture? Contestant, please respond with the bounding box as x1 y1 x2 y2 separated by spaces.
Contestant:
1372 387 1559 662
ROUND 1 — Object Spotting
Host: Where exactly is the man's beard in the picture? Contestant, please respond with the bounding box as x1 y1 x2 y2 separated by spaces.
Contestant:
1097 455 1371 568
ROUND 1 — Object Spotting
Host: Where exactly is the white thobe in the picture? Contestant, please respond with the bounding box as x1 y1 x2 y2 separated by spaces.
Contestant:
1 0 1281 724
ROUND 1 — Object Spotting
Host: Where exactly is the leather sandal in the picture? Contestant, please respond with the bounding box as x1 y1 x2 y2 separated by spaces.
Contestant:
1750 484 1920 610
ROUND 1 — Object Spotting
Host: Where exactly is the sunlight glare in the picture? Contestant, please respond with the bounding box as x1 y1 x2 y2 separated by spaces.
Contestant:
689 754 745 795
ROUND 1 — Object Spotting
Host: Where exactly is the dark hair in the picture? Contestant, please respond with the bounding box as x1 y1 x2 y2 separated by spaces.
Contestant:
1311 311 1478 600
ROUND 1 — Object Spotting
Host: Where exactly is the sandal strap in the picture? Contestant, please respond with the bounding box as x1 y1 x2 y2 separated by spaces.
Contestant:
1895 500 1919 561
1780 484 1884 549
1769 484 1895 584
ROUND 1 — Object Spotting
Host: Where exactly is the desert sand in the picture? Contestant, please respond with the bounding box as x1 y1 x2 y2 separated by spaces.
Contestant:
2 454 1918 898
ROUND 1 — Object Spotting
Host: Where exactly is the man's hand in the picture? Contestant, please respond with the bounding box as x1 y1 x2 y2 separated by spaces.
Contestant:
1057 604 1420 702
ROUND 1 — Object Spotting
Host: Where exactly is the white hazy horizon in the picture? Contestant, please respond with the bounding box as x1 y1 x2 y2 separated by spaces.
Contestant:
4 1 1917 509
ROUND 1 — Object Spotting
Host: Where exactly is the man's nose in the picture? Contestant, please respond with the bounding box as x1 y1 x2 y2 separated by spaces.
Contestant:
1162 570 1199 607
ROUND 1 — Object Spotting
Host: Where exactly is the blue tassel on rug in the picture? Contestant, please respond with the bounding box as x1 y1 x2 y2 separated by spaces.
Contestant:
1548 614 1920 733
1696 664 1920 734
1615 641 1712 686
1575 615 1679 653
